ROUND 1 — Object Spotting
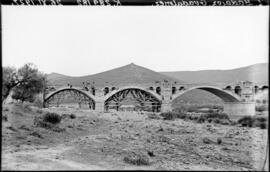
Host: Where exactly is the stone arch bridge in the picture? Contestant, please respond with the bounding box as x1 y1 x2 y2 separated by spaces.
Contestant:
44 81 268 117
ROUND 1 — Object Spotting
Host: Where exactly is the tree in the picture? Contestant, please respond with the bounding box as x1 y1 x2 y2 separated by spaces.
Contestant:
2 66 18 101
2 63 46 103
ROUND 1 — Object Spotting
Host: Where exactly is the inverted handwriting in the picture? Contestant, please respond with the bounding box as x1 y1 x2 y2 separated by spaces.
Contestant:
156 0 207 5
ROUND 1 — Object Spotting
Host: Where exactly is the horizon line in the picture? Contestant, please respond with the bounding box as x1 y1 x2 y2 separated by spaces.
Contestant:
46 62 268 77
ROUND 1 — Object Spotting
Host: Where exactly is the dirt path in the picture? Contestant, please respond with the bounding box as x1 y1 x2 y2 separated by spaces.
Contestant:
2 140 107 170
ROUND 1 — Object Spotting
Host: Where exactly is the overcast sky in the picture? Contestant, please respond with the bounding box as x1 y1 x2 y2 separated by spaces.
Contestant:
2 6 269 76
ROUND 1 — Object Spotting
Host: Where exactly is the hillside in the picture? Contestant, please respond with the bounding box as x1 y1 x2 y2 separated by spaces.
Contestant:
48 63 268 87
47 63 183 87
161 63 268 85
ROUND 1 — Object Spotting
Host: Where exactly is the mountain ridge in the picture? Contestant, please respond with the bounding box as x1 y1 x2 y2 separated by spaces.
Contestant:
47 62 268 86
161 63 268 85
47 63 183 86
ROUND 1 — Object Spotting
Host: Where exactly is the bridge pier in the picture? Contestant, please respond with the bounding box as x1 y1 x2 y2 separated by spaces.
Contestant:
95 100 105 112
223 102 255 120
161 102 172 112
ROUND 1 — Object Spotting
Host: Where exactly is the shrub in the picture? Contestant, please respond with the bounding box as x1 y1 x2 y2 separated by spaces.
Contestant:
259 123 267 129
197 116 205 123
205 112 230 120
256 105 268 112
30 131 43 138
43 112 61 124
213 119 220 124
197 112 231 125
62 113 76 119
217 138 222 144
160 112 178 120
147 113 160 120
70 113 76 119
237 116 268 129
177 112 187 119
51 127 66 132
2 115 8 121
34 117 54 128
34 115 65 132
255 117 267 123
36 109 43 114
220 120 230 125
238 116 253 127
123 152 150 166
193 116 198 120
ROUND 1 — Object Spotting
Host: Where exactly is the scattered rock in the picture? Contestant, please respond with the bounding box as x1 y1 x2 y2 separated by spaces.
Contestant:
202 137 214 144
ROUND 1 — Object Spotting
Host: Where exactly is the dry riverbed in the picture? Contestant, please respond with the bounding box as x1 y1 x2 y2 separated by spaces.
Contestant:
1 103 268 170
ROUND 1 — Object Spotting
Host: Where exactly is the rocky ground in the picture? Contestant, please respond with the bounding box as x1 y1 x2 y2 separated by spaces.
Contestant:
1 103 268 170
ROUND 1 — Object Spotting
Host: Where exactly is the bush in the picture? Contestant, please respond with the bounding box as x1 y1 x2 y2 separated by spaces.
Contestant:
217 138 222 144
196 112 231 125
36 109 43 114
2 114 8 121
213 119 220 124
237 116 268 129
259 123 267 129
197 116 206 123
256 105 268 112
205 112 230 120
34 114 65 132
43 112 61 124
161 112 176 120
238 116 253 127
70 113 76 119
161 111 232 126
30 131 43 138
123 152 150 166
34 117 54 128
147 113 160 120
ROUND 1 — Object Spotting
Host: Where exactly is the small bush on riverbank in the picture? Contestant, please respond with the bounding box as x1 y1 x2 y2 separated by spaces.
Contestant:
238 116 268 129
123 151 151 166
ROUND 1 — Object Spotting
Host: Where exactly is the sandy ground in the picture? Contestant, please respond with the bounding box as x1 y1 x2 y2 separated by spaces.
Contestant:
1 103 268 170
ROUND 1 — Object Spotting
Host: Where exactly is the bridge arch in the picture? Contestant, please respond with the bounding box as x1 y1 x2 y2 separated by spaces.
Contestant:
44 87 97 108
104 86 162 102
172 85 241 103
104 86 162 112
